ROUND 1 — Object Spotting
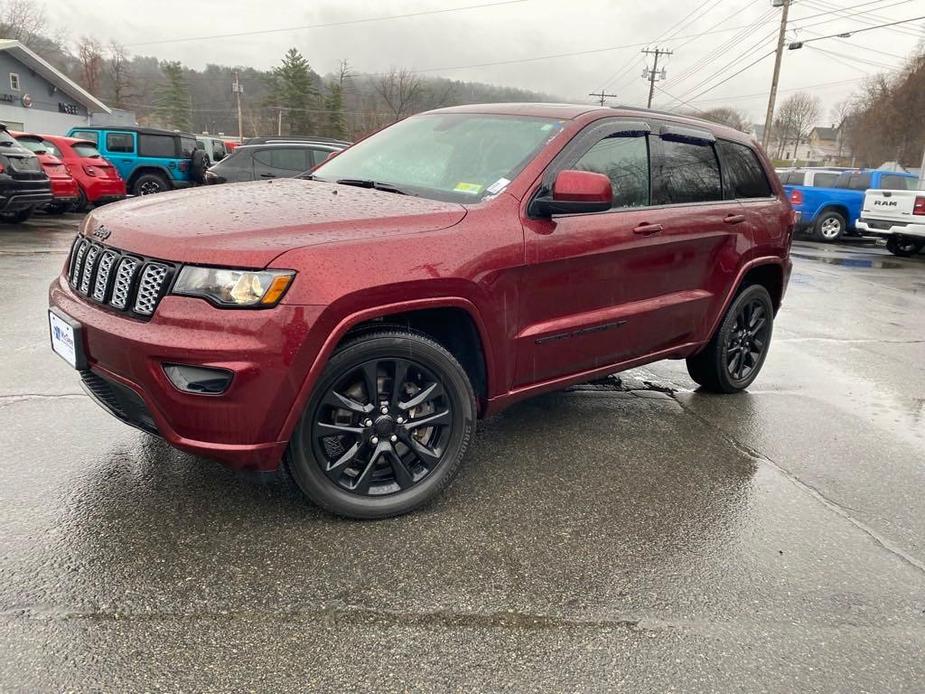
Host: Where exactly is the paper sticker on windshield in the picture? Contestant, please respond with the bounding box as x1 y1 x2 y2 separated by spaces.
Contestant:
485 177 511 195
454 182 483 195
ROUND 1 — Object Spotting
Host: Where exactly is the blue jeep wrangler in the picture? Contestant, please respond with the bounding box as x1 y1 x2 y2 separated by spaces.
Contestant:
66 126 199 196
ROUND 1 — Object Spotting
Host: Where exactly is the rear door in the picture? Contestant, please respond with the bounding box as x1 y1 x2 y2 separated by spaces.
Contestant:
716 139 785 247
516 119 737 386
252 148 311 178
102 131 136 182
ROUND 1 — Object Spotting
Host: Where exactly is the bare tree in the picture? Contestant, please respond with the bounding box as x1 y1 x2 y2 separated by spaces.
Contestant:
0 0 46 41
697 107 751 133
77 36 104 95
106 40 132 108
772 92 821 160
375 68 426 121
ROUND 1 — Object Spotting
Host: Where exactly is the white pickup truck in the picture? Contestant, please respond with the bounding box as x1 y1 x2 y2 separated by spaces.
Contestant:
856 187 925 257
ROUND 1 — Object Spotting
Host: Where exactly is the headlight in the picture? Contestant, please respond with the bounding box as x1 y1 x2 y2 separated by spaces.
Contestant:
172 266 294 307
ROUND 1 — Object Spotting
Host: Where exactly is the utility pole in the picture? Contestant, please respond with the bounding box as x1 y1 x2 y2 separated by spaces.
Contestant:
641 47 672 109
232 71 244 143
588 89 618 107
761 0 791 150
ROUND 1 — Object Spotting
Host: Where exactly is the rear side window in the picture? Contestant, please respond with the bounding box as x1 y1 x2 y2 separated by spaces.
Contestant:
880 174 915 191
811 172 838 188
106 132 134 153
717 141 771 199
652 138 722 205
138 134 178 158
72 142 101 158
41 140 60 156
256 148 310 171
180 136 197 157
573 135 650 208
71 130 98 145
835 172 871 190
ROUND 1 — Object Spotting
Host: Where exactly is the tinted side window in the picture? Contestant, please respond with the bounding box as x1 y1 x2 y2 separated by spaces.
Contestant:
71 130 98 145
138 134 178 158
180 136 196 157
573 135 649 208
812 172 838 188
270 148 309 171
880 174 914 190
217 150 251 171
652 138 722 205
106 132 134 153
836 172 871 190
717 141 771 199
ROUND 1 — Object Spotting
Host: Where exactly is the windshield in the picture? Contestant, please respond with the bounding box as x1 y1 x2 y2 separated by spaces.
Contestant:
311 113 565 203
73 142 102 158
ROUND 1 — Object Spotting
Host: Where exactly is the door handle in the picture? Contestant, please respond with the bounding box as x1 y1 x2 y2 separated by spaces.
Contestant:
633 223 663 235
724 214 746 224
260 173 276 178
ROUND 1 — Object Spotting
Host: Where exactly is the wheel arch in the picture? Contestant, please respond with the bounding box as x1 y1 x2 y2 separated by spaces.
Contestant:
699 258 786 351
127 166 173 191
815 204 850 225
277 298 495 446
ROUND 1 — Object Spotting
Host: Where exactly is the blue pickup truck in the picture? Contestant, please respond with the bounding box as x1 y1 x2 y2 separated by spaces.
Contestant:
781 168 920 242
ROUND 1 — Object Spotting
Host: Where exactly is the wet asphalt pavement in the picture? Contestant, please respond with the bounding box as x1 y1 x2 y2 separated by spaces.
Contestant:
2 215 924 692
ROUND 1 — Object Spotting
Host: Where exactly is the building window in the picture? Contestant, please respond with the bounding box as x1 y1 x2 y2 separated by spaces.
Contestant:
9 73 20 91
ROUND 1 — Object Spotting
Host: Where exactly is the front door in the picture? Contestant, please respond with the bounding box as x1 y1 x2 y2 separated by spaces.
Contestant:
515 119 739 388
102 131 136 182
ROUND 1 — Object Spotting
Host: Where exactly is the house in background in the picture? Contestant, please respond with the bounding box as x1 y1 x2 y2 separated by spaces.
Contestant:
794 125 843 164
0 39 131 134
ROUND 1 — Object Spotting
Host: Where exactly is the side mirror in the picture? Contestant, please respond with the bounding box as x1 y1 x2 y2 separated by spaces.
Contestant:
530 169 613 217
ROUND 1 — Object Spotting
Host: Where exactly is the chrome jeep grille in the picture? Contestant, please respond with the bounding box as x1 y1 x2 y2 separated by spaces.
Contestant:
65 235 176 320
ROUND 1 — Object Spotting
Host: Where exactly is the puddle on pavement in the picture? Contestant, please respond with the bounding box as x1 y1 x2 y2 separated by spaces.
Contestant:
791 252 904 270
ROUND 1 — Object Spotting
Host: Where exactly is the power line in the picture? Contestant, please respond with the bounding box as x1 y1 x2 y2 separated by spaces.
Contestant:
789 13 925 46
125 0 534 47
685 50 777 104
798 0 922 37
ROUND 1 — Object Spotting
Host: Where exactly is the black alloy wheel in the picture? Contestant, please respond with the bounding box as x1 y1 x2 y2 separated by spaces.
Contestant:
287 330 475 519
312 357 453 496
686 284 775 393
723 296 770 383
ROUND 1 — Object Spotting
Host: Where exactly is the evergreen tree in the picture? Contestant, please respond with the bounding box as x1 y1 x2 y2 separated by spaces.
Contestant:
272 48 320 135
154 61 191 131
324 81 347 139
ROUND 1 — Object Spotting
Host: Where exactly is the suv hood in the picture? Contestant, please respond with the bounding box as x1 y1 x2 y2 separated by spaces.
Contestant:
83 179 467 267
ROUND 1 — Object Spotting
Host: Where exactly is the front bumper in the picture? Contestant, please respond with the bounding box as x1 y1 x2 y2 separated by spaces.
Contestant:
856 219 925 240
50 275 324 470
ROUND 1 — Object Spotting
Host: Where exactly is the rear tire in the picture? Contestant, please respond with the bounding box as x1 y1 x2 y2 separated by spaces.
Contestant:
813 210 846 242
73 186 88 213
0 208 33 224
886 235 924 257
286 329 476 519
132 173 169 196
686 285 774 393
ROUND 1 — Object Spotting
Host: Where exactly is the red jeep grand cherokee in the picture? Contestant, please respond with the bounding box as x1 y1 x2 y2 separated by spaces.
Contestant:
49 104 793 518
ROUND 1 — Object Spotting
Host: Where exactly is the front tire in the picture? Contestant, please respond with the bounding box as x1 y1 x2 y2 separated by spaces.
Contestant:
886 235 924 257
814 210 846 242
286 330 476 519
686 285 774 393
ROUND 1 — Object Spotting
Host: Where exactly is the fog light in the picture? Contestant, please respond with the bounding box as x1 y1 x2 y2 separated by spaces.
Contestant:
163 363 233 395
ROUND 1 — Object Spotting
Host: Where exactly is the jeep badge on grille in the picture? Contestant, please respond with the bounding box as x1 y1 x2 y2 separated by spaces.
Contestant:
92 225 112 241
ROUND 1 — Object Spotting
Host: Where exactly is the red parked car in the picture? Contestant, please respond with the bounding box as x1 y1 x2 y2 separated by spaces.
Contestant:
49 104 793 518
10 131 79 214
39 134 126 211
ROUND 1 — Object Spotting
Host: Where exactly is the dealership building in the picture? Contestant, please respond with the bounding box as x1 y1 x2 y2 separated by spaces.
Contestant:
0 39 128 135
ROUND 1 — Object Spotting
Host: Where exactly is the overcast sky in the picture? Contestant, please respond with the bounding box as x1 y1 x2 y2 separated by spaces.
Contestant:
46 0 925 125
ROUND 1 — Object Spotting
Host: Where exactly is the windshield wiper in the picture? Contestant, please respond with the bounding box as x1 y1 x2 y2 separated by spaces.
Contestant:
335 178 408 195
